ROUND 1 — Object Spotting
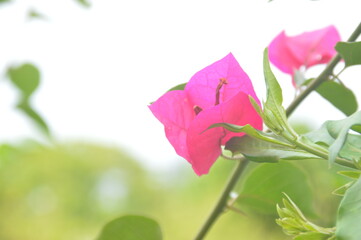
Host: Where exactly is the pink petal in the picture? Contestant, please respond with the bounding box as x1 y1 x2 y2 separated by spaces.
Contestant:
186 91 263 176
269 31 302 74
149 90 195 161
269 25 341 75
185 53 260 109
287 25 340 68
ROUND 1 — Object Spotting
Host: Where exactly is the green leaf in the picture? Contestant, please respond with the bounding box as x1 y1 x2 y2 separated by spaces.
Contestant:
328 111 361 164
332 181 355 196
306 111 361 165
97 215 162 240
316 80 357 116
335 41 361 67
75 0 91 7
17 101 50 136
167 82 186 92
263 48 290 133
248 95 263 118
235 162 313 216
338 170 361 179
7 63 40 99
263 48 283 109
336 177 361 240
225 135 322 163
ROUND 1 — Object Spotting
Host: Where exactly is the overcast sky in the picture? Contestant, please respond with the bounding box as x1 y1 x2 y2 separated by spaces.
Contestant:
0 0 360 172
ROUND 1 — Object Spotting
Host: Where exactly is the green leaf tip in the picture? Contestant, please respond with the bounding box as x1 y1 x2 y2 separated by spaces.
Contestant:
316 80 357 116
335 41 361 67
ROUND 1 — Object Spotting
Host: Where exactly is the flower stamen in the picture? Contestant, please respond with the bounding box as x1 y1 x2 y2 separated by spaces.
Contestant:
215 78 228 105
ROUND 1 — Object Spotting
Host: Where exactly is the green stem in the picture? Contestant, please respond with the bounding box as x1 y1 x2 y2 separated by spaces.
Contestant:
286 22 361 117
284 136 356 169
194 158 248 240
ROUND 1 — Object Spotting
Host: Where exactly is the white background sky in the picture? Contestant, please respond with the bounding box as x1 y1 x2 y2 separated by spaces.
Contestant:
0 0 360 172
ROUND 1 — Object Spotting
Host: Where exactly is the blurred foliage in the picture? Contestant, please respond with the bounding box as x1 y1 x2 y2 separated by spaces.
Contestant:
7 63 50 136
97 215 162 240
0 0 11 5
0 139 349 240
76 0 91 8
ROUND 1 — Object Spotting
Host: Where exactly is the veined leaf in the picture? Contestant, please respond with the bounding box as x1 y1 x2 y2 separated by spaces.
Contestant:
335 41 361 67
97 215 162 240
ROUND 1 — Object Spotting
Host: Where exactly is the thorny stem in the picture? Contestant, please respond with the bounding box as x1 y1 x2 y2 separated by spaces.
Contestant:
194 22 361 239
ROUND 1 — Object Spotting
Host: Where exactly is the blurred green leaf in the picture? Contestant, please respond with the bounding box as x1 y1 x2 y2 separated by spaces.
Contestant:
28 9 46 20
235 162 313 216
225 135 321 163
0 0 11 4
75 0 91 8
97 215 162 240
294 232 331 240
338 170 361 179
17 101 50 136
7 63 50 136
7 63 40 98
335 42 361 67
316 80 357 116
332 181 355 196
336 177 361 240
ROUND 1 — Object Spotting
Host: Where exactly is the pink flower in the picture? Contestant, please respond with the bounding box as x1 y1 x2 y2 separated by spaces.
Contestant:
149 53 263 176
268 25 341 83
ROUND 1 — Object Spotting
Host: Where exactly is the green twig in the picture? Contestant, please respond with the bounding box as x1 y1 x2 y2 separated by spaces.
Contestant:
194 158 248 240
